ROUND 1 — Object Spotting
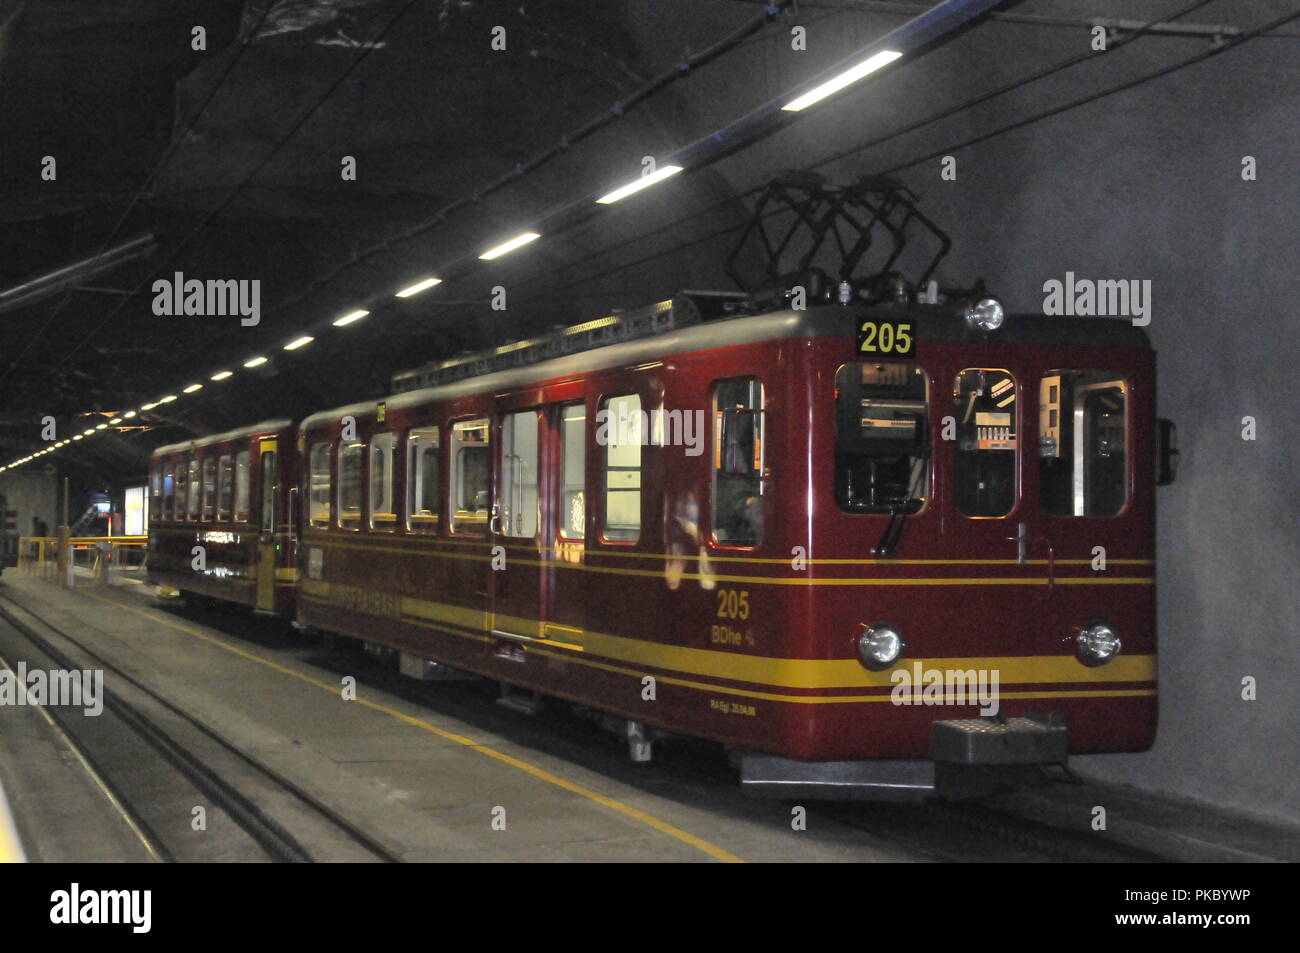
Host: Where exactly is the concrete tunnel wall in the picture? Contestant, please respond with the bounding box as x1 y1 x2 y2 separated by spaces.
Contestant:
616 2 1298 824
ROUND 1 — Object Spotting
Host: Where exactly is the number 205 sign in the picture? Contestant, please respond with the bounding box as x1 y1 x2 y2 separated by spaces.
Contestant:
856 319 915 356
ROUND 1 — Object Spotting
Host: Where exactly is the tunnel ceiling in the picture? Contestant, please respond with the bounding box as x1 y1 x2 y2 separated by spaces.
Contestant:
1 0 1276 481
1 0 782 477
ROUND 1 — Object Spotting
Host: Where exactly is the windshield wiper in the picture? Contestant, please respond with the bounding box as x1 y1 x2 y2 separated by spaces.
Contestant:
872 441 930 557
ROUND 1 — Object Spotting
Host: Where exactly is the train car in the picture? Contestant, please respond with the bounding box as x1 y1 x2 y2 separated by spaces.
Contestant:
147 419 298 615
293 292 1175 798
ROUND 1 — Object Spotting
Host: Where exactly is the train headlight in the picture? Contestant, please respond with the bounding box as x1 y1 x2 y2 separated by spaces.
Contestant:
857 622 905 670
964 297 1005 331
1076 621 1121 667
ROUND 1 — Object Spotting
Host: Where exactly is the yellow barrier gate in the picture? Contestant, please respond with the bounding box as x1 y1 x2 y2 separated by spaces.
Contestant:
16 534 148 587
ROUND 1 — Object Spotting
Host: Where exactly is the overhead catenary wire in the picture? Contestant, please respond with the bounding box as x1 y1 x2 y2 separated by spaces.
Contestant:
809 0 1221 172
14 0 797 408
434 2 1300 341
870 4 1300 177
2 1 804 465
210 0 1224 351
7 2 1294 468
190 2 804 341
424 0 1247 336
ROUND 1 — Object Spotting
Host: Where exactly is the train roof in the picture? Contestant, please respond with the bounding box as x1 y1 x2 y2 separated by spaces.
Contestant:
300 298 1149 431
152 418 294 458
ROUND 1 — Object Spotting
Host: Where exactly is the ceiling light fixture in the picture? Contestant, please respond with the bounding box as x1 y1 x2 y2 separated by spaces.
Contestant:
479 232 540 260
596 164 684 204
782 50 902 112
395 279 441 298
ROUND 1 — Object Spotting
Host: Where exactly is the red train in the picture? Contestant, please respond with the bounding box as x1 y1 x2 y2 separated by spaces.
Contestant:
148 419 297 615
149 292 1176 798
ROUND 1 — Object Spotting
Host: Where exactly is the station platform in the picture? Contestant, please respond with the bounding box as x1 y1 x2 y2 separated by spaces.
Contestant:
0 572 901 862
1 570 1295 864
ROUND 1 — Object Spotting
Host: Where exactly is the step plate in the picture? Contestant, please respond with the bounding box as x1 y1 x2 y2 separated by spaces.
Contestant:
930 716 1068 765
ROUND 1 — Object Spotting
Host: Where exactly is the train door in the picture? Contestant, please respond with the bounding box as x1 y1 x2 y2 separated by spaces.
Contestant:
929 363 1059 658
489 407 545 638
255 437 278 611
935 358 1147 656
1030 362 1152 659
489 394 586 645
945 366 1032 558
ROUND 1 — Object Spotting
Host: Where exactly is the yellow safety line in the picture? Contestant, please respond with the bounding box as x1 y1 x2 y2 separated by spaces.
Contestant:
81 593 742 864
0 779 24 863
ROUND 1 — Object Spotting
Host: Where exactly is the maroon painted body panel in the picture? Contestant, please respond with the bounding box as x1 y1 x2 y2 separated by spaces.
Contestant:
293 307 1158 762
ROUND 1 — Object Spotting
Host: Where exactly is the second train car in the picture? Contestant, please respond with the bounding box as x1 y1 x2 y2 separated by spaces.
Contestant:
148 419 298 615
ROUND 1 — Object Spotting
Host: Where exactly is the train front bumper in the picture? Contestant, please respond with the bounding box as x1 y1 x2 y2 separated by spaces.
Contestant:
739 713 1069 801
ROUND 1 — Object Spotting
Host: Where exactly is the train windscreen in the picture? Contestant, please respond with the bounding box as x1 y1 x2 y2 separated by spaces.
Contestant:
834 362 929 514
952 368 1017 517
1039 370 1128 516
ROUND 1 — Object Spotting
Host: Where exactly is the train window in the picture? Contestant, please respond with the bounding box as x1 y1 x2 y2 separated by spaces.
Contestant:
201 457 217 521
501 410 540 539
407 427 441 533
308 443 331 527
338 440 363 528
173 458 187 519
834 363 929 514
712 378 765 546
217 455 233 521
601 394 642 542
149 469 160 521
260 450 277 532
188 457 203 520
953 368 1018 517
1040 370 1128 516
450 419 490 535
559 404 586 540
234 450 251 521
162 465 175 519
369 432 396 531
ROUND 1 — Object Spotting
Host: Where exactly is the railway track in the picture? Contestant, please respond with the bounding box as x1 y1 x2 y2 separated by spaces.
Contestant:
0 591 401 863
325 638 1187 862
818 795 1170 863
0 584 1266 864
